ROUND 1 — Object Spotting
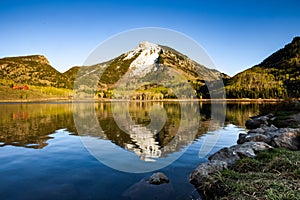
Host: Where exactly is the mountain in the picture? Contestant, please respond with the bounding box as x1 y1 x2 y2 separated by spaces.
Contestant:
226 37 300 98
0 55 72 88
74 41 224 99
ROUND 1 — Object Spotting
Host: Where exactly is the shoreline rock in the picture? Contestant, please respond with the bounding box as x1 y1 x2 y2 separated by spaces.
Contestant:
208 141 273 167
245 115 269 129
239 115 300 151
190 160 228 190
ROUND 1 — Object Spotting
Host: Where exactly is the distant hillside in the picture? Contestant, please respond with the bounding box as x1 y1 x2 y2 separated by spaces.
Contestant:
0 55 72 88
226 37 300 98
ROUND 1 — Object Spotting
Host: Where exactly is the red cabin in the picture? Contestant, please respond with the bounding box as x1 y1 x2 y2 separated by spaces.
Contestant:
12 85 29 90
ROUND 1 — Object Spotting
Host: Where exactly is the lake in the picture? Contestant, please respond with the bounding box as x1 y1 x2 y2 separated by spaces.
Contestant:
0 102 272 199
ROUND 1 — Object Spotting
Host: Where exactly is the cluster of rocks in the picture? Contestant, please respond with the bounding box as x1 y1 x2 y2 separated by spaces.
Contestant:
190 113 300 197
242 113 300 150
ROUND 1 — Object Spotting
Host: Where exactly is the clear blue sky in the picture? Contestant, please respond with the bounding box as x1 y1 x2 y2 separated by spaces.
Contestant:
1 0 299 76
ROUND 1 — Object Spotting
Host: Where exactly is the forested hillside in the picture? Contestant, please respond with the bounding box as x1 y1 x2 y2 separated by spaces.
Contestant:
0 55 72 88
225 37 300 98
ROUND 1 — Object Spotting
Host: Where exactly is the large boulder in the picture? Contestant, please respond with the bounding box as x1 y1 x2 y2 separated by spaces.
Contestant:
190 160 228 198
245 116 269 129
245 119 262 129
236 141 273 155
209 142 273 167
190 160 228 187
248 124 278 134
271 129 300 150
237 132 271 144
208 147 240 167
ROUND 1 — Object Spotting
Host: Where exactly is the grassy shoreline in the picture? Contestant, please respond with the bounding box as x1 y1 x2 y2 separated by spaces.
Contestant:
205 148 300 199
0 98 285 103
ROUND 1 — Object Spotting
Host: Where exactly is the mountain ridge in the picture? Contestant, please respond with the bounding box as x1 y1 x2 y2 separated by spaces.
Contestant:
0 37 299 99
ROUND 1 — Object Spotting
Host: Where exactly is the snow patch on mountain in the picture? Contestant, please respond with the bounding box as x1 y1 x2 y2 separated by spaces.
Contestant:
124 41 161 76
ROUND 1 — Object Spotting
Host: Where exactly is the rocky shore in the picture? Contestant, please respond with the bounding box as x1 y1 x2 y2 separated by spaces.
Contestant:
190 113 300 199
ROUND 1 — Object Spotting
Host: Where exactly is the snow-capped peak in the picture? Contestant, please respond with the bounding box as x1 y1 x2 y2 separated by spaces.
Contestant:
124 41 162 76
138 41 158 50
124 41 160 60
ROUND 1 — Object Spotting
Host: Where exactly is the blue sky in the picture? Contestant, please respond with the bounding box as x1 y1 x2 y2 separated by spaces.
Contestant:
1 0 300 76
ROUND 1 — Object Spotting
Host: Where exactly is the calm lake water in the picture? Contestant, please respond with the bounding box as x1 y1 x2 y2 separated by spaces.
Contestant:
0 102 272 199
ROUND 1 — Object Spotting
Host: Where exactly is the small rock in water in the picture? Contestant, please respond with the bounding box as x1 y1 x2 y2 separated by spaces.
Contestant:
122 178 174 200
148 172 169 185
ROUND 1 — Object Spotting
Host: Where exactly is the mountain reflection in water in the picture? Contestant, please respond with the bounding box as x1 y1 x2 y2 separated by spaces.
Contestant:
0 102 270 154
127 124 161 162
